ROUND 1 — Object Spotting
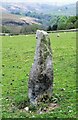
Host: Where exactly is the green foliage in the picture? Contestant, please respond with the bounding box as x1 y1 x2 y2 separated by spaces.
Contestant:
20 24 43 34
52 24 58 30
66 22 75 29
2 32 76 118
65 16 77 29
67 16 77 24
47 26 52 31
48 15 78 31
74 20 78 28
57 16 67 30
2 26 10 33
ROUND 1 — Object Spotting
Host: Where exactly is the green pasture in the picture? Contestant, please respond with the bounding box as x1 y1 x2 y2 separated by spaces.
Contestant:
1 32 76 118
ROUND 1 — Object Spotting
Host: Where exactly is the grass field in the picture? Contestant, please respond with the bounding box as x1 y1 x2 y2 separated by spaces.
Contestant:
1 32 76 118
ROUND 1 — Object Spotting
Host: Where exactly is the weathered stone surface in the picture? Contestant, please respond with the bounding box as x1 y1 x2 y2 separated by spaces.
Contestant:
28 30 53 105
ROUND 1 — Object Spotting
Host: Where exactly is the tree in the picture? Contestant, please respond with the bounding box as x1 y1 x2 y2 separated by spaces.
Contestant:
66 22 75 29
47 26 52 31
74 20 78 28
57 16 68 30
20 24 43 34
2 26 10 33
52 24 58 30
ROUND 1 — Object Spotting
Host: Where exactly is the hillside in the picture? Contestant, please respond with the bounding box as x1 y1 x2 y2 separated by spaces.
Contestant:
1 2 76 16
0 2 77 34
0 12 41 34
1 13 40 26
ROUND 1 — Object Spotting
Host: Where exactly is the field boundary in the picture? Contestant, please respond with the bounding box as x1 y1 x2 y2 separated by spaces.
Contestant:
0 29 78 36
47 29 78 33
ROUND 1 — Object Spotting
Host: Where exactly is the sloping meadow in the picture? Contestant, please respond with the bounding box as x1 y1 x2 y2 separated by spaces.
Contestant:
1 32 76 118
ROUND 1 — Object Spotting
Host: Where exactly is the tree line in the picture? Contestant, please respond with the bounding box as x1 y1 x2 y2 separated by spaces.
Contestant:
47 16 78 31
2 15 78 35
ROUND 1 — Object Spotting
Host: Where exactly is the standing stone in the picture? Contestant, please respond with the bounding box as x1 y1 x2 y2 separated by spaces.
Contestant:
28 30 53 105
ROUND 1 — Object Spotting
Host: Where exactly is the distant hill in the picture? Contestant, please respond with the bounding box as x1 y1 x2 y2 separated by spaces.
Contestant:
0 11 41 34
1 12 40 26
0 2 77 34
1 2 76 16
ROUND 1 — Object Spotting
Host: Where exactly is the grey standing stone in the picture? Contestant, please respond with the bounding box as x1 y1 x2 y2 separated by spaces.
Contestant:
28 30 53 105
